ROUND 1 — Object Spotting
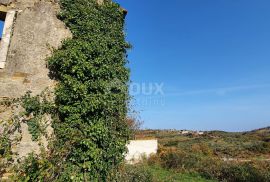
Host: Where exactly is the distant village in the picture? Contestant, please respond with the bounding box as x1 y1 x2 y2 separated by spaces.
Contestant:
178 130 204 135
134 129 205 140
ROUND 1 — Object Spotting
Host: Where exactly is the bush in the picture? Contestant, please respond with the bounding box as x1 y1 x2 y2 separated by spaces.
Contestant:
199 161 270 182
147 154 161 166
160 149 199 170
153 148 270 182
246 142 270 154
219 163 266 182
191 143 213 156
109 164 153 182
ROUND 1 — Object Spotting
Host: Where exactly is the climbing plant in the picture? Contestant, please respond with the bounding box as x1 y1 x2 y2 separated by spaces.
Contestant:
0 98 21 178
50 0 131 180
15 0 131 181
22 90 55 141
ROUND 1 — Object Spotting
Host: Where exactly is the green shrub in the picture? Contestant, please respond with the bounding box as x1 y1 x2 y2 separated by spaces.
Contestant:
245 142 270 154
109 164 153 182
156 148 270 182
219 163 265 182
160 150 199 170
199 161 270 182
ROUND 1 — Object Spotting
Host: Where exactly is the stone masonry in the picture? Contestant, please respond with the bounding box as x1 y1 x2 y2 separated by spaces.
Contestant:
0 0 71 159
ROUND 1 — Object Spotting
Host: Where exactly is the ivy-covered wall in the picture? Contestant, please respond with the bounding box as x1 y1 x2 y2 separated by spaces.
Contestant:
0 1 71 177
49 0 131 180
12 0 132 181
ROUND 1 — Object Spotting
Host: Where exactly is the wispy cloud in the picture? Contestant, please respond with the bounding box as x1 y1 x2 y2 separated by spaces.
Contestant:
166 84 270 97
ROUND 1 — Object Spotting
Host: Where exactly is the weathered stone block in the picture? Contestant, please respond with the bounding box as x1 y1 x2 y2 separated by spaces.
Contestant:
0 0 13 5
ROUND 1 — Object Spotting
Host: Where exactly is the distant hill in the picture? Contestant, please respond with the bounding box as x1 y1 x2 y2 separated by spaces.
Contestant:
136 126 270 158
134 126 270 182
249 126 270 133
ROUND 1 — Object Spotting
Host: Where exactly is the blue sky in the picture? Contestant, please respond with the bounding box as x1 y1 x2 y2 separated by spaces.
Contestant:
0 21 4 37
1 1 268 131
115 0 270 131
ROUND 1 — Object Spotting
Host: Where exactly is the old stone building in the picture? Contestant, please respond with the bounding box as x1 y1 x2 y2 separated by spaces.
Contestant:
0 0 71 98
0 0 71 159
0 1 157 170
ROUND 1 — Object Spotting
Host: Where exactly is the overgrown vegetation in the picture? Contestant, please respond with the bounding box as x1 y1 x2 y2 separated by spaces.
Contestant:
22 91 55 141
108 163 215 182
0 98 21 178
0 132 13 177
1 0 269 181
13 0 132 181
134 129 270 182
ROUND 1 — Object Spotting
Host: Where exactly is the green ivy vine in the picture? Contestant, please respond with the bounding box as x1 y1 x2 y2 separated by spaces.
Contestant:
0 98 21 177
15 0 131 181
22 91 55 141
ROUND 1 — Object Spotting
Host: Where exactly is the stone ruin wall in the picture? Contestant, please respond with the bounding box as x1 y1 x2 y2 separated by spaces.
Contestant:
0 0 71 159
0 0 154 170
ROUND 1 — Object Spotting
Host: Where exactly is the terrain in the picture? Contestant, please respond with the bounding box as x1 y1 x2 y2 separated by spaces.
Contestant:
126 127 270 182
